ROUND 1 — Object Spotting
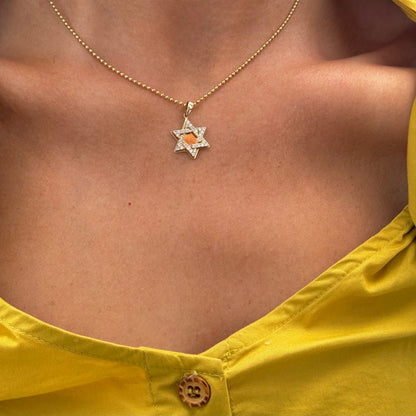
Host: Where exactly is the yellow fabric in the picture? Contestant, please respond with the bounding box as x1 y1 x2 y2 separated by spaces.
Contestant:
393 0 416 20
1 3 416 415
409 96 416 224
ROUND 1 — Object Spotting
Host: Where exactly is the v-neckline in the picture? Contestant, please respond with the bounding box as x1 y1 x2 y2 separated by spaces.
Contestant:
0 206 413 369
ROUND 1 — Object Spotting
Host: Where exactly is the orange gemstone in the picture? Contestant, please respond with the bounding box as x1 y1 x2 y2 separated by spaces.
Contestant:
183 133 197 145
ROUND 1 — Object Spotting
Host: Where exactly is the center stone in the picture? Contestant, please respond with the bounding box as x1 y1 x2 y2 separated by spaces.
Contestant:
183 132 197 146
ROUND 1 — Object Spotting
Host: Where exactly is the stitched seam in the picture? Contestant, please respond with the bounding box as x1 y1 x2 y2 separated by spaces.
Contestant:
143 351 160 415
219 271 347 361
5 232 406 366
224 354 234 415
0 318 142 367
227 381 236 416
144 368 224 378
223 265 358 359
222 339 232 369
0 318 227 376
223 223 416 361
0 211 413 367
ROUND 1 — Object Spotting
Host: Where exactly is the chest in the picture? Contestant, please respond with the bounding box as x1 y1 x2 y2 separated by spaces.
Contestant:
0 61 411 353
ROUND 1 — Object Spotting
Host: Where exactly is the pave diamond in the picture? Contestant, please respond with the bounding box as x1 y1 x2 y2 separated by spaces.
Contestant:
171 117 209 159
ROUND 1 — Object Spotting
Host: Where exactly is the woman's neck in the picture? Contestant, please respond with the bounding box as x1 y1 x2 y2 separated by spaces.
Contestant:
66 0 300 47
1 0 361 91
55 0 312 88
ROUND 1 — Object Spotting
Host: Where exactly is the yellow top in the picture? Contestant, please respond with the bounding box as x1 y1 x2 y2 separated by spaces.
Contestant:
1 3 416 415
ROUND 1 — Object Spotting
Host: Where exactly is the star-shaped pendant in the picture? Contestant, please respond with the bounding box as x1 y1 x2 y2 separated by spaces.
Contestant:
171 117 210 159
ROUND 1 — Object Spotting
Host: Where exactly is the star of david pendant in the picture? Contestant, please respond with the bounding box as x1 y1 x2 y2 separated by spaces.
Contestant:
171 101 210 159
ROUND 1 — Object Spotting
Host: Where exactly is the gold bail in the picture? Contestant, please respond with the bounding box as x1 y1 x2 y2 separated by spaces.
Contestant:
185 101 194 118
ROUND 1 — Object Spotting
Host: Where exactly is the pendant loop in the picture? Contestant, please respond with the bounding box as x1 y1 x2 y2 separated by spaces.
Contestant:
185 101 195 118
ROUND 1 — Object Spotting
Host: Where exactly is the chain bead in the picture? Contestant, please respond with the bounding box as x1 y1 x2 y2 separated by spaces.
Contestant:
48 0 300 109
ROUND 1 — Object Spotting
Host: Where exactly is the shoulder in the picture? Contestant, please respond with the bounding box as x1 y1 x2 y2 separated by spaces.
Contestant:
336 0 416 39
318 0 416 141
280 60 416 160
324 0 416 66
0 60 48 128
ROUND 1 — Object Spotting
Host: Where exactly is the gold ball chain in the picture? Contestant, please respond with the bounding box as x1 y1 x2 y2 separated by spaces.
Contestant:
48 0 301 110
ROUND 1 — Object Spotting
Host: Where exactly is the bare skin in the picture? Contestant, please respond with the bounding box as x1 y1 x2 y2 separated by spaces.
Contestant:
0 0 415 354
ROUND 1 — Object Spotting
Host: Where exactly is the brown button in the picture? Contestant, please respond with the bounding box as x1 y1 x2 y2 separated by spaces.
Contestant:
178 373 211 408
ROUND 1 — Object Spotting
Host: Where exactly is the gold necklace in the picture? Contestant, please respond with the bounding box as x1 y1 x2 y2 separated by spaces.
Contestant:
48 0 301 160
